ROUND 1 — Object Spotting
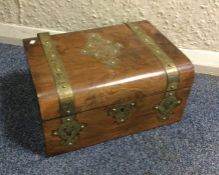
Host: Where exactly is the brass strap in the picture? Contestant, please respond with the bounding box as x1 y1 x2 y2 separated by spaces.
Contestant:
38 32 75 117
126 22 181 120
38 32 83 146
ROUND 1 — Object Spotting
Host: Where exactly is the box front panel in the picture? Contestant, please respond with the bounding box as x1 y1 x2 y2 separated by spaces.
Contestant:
43 88 191 155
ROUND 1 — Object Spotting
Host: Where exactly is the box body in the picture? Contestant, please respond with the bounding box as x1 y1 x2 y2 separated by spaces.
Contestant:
23 21 194 155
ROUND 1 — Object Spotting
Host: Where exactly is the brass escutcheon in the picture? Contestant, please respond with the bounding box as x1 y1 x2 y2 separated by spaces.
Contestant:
108 102 136 123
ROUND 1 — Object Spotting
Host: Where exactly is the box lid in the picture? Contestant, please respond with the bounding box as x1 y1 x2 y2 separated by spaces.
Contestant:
23 20 194 121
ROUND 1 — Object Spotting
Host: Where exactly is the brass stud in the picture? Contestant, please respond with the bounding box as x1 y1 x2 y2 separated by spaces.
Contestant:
52 130 58 136
91 33 96 38
66 110 71 114
112 108 117 111
120 119 125 123
81 49 87 54
134 26 138 30
160 115 167 121
130 102 136 106
116 43 123 48
66 118 71 121
154 106 159 110
170 85 175 89
81 124 86 129
169 92 173 96
29 40 36 45
68 142 73 146
177 100 181 104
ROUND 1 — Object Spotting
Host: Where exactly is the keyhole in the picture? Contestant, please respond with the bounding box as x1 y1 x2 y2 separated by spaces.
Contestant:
120 107 125 112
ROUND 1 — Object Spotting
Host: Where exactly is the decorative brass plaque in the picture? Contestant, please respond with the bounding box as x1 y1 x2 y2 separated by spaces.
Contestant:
127 22 180 120
38 32 83 146
108 102 136 123
81 33 123 67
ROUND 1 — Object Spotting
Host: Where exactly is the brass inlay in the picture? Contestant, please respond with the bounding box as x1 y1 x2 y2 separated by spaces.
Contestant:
81 33 123 67
108 102 136 123
38 32 83 146
127 22 180 120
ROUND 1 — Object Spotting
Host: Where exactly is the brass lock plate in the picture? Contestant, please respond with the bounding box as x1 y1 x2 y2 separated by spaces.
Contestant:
108 102 136 123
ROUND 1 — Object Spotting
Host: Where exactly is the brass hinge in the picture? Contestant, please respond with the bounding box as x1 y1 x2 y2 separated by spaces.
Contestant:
127 22 181 120
38 32 85 146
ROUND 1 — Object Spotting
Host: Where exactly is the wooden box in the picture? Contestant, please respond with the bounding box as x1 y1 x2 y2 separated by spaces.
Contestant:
23 20 194 155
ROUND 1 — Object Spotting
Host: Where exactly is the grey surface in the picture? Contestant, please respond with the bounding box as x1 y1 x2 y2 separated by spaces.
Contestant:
0 43 219 175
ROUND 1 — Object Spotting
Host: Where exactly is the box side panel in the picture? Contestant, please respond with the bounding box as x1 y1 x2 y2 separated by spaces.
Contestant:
23 38 60 120
43 88 191 155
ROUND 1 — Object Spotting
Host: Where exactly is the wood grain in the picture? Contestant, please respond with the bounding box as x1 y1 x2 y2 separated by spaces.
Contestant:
23 20 194 155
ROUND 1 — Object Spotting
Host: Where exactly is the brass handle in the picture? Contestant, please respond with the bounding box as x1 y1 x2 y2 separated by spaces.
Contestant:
107 102 136 123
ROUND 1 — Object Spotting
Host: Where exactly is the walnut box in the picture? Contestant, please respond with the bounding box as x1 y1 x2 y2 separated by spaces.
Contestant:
23 20 194 155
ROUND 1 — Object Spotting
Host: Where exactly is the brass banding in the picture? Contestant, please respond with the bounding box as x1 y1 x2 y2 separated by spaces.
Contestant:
38 32 80 146
126 22 180 120
38 32 75 117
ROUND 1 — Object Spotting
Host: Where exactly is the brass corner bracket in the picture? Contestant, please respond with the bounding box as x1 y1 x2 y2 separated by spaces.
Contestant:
155 92 181 120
